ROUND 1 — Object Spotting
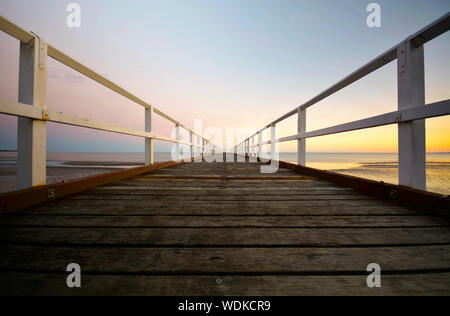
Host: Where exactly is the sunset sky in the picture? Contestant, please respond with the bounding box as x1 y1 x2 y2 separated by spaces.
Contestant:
0 0 449 153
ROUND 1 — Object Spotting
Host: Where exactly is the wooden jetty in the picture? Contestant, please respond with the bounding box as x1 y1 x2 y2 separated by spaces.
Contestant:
0 158 450 295
0 14 450 295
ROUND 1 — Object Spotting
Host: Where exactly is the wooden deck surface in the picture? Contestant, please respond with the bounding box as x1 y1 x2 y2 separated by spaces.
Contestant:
0 161 449 295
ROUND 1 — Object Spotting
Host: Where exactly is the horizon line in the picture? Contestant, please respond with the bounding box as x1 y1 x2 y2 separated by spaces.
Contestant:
1 150 450 154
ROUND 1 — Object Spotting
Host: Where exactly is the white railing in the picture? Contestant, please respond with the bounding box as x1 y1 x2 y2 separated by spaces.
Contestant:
0 16 217 190
235 13 450 191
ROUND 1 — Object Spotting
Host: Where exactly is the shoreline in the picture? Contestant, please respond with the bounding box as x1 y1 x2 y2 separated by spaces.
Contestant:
61 161 144 167
1 152 448 195
0 165 121 194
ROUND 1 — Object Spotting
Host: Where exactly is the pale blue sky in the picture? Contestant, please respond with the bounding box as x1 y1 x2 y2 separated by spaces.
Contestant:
0 0 449 152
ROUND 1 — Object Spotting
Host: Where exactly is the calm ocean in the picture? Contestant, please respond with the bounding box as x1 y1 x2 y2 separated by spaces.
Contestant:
0 151 448 195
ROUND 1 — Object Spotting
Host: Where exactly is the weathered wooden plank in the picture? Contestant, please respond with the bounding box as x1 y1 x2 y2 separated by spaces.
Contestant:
1 272 449 296
1 227 449 247
67 193 377 201
23 200 421 216
1 245 449 273
170 169 286 173
154 164 286 168
94 186 353 192
172 163 263 168
24 205 422 216
149 170 299 175
138 175 312 180
115 179 336 188
151 166 294 170
1 215 447 228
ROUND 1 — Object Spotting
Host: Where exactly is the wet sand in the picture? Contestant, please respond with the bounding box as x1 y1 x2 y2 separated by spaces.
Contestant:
61 161 144 167
0 163 123 194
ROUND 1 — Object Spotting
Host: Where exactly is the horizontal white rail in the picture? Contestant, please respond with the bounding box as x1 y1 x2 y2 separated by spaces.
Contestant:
255 100 450 144
0 99 211 148
300 100 450 139
237 13 450 192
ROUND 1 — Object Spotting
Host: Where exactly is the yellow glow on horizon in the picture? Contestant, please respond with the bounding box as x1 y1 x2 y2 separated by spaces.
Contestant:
426 116 450 152
276 116 450 153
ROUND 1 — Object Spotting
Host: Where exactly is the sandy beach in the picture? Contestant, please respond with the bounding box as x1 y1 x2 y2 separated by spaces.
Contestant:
0 163 122 193
0 152 163 193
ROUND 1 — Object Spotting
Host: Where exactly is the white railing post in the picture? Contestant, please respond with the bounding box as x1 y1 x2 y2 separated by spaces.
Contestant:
251 136 255 158
202 139 205 161
197 135 201 160
297 108 306 166
145 106 154 165
271 124 276 162
258 131 263 160
175 123 181 161
397 40 426 190
246 139 250 157
190 131 194 162
18 37 47 190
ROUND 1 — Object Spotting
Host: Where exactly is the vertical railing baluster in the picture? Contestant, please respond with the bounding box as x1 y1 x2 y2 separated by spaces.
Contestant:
245 139 249 161
245 141 247 157
297 108 306 166
197 135 201 161
145 106 154 165
202 138 205 161
270 124 276 162
18 37 47 190
258 131 263 161
175 123 181 161
251 136 255 158
397 40 426 190
190 131 194 162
